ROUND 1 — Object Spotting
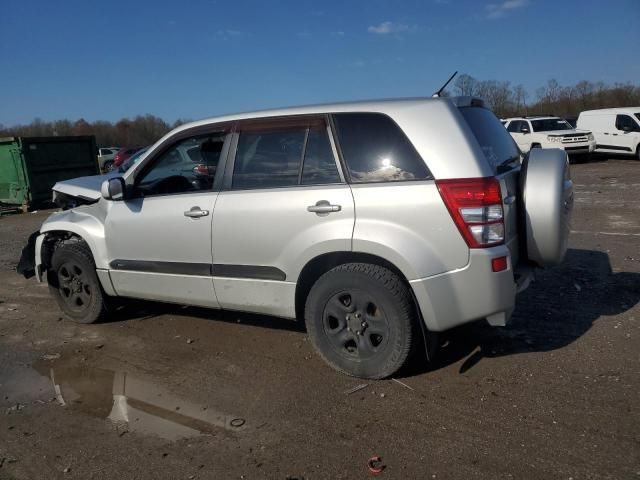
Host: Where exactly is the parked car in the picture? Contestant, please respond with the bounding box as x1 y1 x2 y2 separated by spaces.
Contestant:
577 107 640 159
111 147 143 171
118 147 149 173
18 97 573 379
50 148 150 210
97 147 120 173
503 116 595 155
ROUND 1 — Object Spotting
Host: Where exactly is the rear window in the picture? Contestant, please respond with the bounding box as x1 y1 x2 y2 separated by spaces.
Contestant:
459 107 520 169
332 113 432 183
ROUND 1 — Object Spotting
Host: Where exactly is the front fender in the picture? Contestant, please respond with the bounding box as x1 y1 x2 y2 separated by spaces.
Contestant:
39 207 109 269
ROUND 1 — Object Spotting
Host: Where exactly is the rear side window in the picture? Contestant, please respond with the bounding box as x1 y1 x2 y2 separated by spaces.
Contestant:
301 128 340 185
332 113 431 183
232 121 341 190
233 129 305 189
459 107 521 170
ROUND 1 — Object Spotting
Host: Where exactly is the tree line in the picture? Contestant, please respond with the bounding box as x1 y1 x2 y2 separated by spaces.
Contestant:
0 115 189 148
452 75 640 118
1 76 639 146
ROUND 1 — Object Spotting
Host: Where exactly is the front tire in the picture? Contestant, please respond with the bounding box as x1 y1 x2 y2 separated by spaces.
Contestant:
47 240 110 324
304 263 417 379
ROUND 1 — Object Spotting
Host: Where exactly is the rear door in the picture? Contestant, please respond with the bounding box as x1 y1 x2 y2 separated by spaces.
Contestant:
211 115 354 319
459 107 522 265
614 114 640 152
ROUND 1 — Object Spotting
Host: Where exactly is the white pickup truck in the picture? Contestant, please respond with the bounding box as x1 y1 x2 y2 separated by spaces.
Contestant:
504 116 595 155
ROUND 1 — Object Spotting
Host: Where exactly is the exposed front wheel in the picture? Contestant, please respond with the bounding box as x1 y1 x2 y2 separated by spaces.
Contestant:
305 263 417 379
48 240 111 324
103 161 114 172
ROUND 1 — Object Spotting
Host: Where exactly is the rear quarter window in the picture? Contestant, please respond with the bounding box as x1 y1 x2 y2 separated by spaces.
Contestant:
332 113 432 183
459 107 521 170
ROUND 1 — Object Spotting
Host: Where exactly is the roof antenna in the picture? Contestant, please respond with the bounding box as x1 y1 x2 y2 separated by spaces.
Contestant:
432 71 458 97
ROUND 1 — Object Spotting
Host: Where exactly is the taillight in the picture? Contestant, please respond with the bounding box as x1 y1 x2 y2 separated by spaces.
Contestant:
436 177 505 248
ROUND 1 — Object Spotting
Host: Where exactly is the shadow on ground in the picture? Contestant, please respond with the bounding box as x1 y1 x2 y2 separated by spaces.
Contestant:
401 248 640 377
102 248 639 378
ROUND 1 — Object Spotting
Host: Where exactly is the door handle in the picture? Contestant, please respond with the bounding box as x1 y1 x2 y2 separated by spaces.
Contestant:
184 206 210 218
307 200 341 214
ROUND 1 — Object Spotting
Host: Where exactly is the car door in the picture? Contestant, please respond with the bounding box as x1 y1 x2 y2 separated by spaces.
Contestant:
507 120 528 151
211 115 355 319
614 114 640 152
105 128 231 307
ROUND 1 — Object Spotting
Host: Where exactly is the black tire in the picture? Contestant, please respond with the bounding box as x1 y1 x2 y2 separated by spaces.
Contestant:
304 263 417 379
103 161 114 173
47 240 110 324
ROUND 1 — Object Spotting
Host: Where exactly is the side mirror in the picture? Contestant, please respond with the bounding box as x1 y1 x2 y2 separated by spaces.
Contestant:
101 177 126 201
520 127 530 134
622 125 631 132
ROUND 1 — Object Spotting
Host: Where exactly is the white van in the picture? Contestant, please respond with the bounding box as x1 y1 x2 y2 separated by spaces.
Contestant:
577 108 640 159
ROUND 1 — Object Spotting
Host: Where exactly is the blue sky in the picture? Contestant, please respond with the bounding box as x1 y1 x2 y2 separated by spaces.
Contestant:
1 0 638 125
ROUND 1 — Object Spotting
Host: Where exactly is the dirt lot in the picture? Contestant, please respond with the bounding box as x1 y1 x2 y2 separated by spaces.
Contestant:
1 158 639 480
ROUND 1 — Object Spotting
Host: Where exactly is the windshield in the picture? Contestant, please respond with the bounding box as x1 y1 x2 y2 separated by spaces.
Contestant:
459 107 520 170
635 113 640 123
531 118 573 132
119 148 148 172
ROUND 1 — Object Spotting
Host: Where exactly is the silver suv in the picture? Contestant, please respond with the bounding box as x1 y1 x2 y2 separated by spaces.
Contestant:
19 97 573 379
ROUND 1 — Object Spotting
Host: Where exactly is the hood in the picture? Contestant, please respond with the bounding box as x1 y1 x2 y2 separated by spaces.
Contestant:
545 129 591 137
52 170 121 203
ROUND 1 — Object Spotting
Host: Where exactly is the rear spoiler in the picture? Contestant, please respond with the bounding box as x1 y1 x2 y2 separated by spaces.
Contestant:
450 96 487 109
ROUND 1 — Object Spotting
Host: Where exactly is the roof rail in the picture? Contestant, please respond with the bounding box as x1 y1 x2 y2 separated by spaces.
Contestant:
522 113 555 118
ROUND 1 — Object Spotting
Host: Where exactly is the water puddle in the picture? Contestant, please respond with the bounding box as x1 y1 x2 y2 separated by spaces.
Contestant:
2 357 246 440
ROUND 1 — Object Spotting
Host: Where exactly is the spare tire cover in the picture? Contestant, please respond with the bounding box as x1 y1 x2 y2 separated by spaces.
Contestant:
522 148 573 267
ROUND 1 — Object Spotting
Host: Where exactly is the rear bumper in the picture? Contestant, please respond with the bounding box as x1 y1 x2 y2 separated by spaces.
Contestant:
409 246 517 332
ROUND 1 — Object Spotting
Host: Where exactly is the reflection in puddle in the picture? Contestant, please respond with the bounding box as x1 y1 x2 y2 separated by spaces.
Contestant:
29 359 246 440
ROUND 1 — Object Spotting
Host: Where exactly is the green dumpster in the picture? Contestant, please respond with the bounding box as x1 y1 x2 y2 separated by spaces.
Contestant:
0 136 98 211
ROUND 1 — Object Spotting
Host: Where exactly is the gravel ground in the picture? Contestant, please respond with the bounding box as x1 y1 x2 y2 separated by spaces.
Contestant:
0 157 638 480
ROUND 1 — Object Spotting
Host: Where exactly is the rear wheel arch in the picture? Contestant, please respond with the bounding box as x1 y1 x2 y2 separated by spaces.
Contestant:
295 252 416 320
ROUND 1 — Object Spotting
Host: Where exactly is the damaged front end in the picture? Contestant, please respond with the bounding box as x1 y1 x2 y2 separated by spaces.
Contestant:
16 231 40 279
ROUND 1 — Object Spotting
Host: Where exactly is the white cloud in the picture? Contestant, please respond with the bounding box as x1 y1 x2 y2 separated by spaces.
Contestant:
486 0 529 19
367 21 413 35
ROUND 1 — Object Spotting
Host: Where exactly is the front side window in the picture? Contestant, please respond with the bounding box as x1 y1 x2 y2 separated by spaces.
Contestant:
507 120 521 133
616 114 639 132
232 119 340 190
136 134 225 196
332 113 431 183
